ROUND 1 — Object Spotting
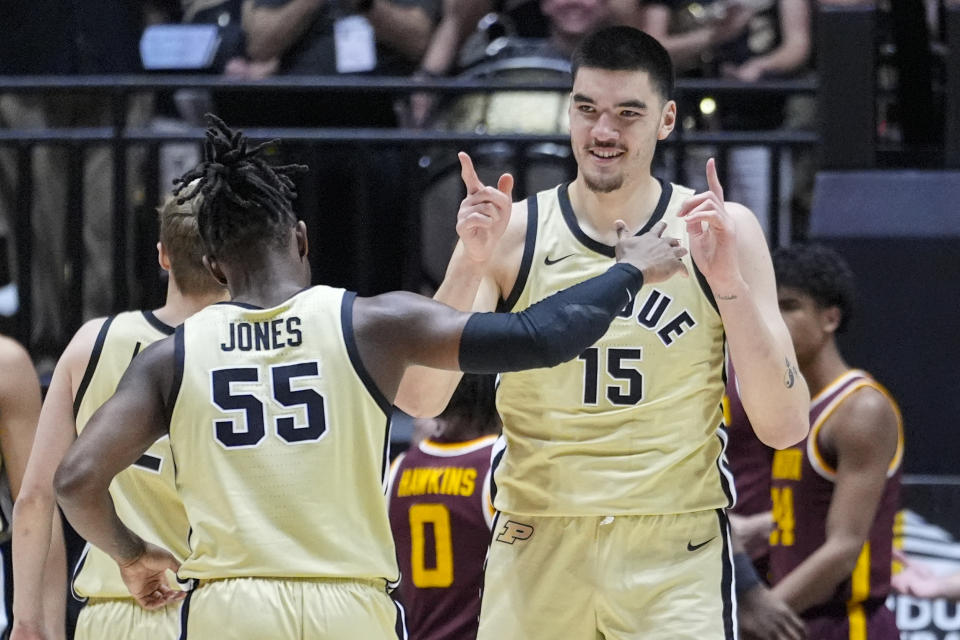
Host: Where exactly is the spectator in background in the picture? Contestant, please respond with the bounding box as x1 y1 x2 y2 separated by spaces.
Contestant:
641 0 812 238
212 0 441 295
0 0 158 361
233 0 439 126
387 374 501 640
410 0 632 127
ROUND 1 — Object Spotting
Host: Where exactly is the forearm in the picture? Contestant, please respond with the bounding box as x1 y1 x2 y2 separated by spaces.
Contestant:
395 247 488 417
368 1 435 62
718 280 808 448
11 492 57 628
659 29 718 71
744 39 810 77
56 476 146 568
42 514 68 640
419 17 465 74
640 8 717 71
771 540 861 613
459 264 643 373
244 0 323 61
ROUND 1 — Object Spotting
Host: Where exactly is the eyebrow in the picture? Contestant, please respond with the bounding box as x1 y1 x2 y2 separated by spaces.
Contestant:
572 94 648 111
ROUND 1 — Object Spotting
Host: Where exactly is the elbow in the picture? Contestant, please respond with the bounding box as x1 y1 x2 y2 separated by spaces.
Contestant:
758 412 809 450
395 396 445 420
53 455 96 507
831 537 867 577
543 346 579 370
12 485 55 525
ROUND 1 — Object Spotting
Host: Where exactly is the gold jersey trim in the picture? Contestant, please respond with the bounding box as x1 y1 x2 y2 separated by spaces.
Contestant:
807 371 904 482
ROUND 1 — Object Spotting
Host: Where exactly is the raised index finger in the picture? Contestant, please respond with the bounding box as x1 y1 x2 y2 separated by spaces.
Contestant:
459 151 484 195
706 157 724 201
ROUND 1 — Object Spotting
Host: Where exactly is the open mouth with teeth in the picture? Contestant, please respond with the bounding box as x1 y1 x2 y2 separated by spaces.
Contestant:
589 148 626 161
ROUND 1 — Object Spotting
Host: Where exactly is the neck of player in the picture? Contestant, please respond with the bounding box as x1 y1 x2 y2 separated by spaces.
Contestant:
568 174 663 245
220 231 312 308
153 280 229 327
800 339 850 398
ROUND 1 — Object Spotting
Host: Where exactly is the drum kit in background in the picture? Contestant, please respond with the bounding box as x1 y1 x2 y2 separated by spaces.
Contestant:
416 18 576 291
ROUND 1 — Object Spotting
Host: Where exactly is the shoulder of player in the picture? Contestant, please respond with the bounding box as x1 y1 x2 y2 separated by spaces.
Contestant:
56 317 112 384
722 200 779 292
118 333 179 396
824 384 899 461
0 334 32 371
724 201 767 246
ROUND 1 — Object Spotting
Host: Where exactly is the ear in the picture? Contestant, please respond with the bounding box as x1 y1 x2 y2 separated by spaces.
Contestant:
157 242 171 272
820 305 842 334
202 254 228 287
658 100 677 140
295 220 309 260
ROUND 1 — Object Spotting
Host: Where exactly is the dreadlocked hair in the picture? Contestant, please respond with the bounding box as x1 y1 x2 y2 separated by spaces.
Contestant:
172 114 308 258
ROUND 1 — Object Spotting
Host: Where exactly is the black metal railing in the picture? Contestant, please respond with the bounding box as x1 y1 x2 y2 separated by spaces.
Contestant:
0 74 818 353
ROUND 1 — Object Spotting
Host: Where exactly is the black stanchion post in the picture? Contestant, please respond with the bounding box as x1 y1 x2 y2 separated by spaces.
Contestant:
111 90 129 311
817 2 877 169
65 143 85 334
139 143 162 310
14 145 33 347
768 145 781 249
947 0 960 168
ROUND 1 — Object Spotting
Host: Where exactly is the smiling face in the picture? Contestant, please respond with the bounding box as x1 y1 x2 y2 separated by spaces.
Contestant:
568 66 676 193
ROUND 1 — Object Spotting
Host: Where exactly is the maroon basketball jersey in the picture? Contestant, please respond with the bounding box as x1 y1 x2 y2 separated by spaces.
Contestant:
723 357 774 517
769 370 903 630
388 435 497 640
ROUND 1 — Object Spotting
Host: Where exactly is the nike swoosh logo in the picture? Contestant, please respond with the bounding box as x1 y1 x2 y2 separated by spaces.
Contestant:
686 537 716 552
544 253 575 266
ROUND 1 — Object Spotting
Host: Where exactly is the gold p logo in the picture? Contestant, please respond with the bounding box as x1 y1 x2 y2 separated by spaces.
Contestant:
496 520 534 544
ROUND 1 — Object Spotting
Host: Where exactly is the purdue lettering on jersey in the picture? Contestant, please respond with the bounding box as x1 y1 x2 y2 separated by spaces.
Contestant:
495 182 731 516
72 311 189 599
169 287 398 582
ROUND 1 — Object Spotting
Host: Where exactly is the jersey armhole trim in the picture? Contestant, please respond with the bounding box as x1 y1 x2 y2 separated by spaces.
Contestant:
497 194 538 313
73 315 115 418
340 291 392 416
693 259 719 315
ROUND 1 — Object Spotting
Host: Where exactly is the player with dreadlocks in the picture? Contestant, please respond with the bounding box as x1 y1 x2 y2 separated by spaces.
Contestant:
53 115 689 639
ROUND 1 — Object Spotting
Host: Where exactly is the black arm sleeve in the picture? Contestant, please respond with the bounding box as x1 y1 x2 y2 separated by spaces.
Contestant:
458 263 643 373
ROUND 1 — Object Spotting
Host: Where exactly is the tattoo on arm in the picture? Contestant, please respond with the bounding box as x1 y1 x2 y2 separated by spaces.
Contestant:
717 294 738 301
784 358 798 389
